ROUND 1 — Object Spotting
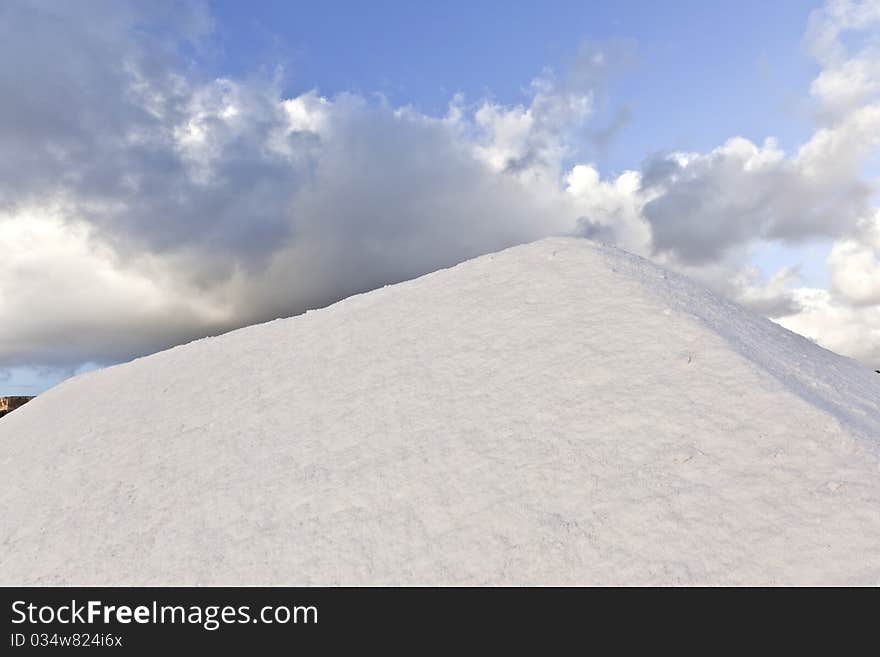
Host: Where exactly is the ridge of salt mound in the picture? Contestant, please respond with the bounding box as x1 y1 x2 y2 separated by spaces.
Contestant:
2 237 879 585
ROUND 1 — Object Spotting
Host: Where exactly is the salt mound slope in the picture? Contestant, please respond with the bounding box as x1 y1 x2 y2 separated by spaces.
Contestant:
2 237 880 585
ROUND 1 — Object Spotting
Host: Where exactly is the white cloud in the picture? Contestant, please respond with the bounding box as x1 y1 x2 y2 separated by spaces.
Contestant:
639 108 879 263
565 164 651 254
778 287 880 366
810 53 880 118
828 211 880 305
0 209 232 368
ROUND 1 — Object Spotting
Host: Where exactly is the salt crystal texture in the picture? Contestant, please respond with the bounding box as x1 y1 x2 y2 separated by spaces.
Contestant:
2 237 879 585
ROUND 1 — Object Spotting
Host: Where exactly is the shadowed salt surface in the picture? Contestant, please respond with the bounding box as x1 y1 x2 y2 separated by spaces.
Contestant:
2 237 880 585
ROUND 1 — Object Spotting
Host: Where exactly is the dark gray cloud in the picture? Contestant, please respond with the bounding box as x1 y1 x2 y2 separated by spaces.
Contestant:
0 0 303 276
639 134 875 265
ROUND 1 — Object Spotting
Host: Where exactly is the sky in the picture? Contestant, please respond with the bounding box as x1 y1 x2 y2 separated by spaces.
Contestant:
208 0 821 163
1 0 879 395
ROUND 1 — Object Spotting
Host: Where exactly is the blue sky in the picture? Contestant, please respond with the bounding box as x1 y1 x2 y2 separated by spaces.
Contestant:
206 0 820 168
2 0 879 396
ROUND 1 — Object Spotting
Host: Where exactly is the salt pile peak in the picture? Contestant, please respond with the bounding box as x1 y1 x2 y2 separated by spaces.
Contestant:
2 237 879 585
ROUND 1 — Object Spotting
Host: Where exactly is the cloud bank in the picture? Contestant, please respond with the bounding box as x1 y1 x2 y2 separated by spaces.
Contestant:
2 0 880 375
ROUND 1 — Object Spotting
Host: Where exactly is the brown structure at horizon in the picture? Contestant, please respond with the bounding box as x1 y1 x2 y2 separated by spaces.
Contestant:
0 396 35 418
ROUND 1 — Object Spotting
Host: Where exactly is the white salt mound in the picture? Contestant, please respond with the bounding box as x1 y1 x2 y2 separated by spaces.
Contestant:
2 237 880 585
